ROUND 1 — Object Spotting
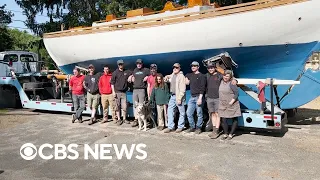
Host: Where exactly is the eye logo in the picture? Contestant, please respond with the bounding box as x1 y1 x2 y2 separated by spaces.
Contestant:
20 143 37 160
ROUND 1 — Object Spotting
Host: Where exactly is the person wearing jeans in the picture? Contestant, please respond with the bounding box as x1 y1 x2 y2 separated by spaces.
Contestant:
164 63 186 133
69 67 85 123
185 61 206 134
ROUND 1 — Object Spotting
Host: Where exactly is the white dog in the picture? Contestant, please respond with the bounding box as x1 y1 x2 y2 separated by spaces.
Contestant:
136 103 147 131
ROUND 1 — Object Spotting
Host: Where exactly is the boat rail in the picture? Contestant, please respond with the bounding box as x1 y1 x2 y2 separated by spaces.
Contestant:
43 0 307 38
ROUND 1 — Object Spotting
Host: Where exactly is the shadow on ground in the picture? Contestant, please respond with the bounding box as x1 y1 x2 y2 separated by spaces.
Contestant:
288 108 320 125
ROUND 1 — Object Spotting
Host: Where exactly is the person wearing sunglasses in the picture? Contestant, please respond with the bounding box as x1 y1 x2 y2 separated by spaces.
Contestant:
163 63 186 133
150 73 170 130
185 61 206 134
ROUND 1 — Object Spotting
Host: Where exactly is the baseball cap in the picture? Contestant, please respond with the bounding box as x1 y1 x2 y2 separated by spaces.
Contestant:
88 64 95 69
190 61 200 66
136 59 143 64
207 62 216 68
117 59 124 65
172 63 181 68
150 64 157 69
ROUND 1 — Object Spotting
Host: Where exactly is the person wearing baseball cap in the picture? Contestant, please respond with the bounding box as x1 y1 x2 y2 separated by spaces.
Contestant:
110 59 133 126
163 62 186 133
128 58 150 127
185 61 206 134
83 64 102 125
147 64 158 99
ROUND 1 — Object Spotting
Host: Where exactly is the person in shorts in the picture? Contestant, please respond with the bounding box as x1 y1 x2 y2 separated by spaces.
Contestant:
83 64 101 125
206 62 237 139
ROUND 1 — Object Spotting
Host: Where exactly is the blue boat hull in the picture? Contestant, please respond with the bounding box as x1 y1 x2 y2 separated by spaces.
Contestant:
59 41 320 109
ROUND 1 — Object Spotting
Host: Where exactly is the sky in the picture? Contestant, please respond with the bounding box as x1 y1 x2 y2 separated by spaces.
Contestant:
2 0 50 34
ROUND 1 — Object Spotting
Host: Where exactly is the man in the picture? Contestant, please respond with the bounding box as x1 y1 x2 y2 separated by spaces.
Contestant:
99 65 114 123
111 60 132 126
147 64 158 99
163 63 186 133
147 64 158 126
185 61 206 134
206 62 237 139
128 59 150 127
83 64 101 125
70 67 85 123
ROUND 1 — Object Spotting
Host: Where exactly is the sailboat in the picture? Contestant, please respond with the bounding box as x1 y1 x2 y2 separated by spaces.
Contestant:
43 0 320 110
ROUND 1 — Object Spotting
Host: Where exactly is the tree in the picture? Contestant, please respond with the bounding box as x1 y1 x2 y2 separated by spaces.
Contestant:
0 4 14 52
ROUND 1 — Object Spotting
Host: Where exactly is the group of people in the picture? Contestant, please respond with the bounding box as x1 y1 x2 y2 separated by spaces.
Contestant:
68 59 241 140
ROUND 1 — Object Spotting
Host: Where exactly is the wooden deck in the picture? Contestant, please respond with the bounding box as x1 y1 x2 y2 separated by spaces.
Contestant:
43 0 307 38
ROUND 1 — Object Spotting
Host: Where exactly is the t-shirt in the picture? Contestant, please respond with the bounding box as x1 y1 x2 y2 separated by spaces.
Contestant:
147 75 156 96
84 72 101 94
133 67 150 89
186 72 206 96
206 73 223 99
69 75 85 95
110 68 133 93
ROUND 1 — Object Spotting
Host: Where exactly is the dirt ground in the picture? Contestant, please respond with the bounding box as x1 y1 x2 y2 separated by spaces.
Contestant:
0 97 319 180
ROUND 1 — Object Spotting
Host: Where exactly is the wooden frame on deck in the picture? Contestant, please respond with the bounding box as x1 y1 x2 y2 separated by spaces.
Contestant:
43 0 307 38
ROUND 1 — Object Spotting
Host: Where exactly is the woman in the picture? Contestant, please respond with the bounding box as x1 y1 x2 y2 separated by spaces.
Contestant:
218 70 241 140
150 73 170 130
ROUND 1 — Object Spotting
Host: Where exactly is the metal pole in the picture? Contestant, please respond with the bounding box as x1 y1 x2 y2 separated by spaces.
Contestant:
61 80 64 103
270 78 274 121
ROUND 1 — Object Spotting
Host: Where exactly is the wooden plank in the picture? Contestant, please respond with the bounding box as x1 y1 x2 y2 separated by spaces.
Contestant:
43 0 306 38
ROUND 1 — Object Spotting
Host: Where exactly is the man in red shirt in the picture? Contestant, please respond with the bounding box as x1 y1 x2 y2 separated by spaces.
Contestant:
147 64 157 99
99 65 115 123
69 67 85 123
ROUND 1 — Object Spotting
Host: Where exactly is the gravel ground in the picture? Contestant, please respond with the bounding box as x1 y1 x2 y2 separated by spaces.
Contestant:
0 97 319 180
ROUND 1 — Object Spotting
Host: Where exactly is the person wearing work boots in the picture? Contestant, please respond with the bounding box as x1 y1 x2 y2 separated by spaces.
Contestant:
84 64 102 125
99 65 115 123
111 60 132 126
128 59 150 127
70 67 85 123
163 63 186 133
185 61 206 134
206 62 237 139
219 70 241 140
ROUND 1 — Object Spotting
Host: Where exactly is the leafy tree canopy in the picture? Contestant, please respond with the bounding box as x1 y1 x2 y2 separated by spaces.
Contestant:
0 4 14 51
15 0 254 36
